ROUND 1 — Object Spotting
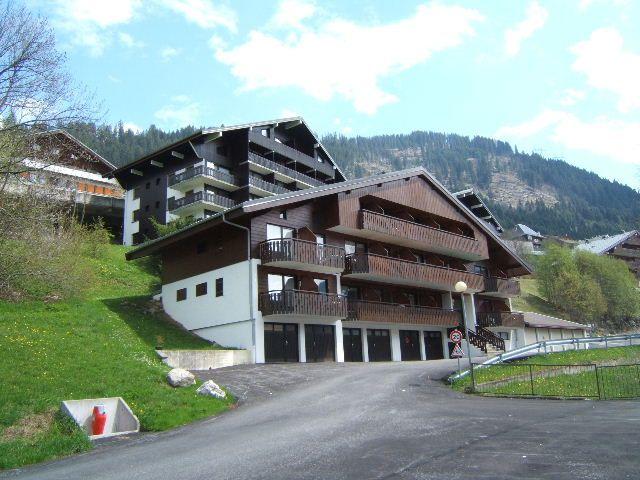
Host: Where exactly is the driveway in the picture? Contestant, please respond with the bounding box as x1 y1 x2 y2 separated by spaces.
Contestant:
4 360 639 480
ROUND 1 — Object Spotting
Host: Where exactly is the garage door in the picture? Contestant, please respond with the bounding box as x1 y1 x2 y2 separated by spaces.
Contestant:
264 323 299 363
424 331 444 360
343 327 363 362
367 329 391 362
400 330 421 361
305 324 335 362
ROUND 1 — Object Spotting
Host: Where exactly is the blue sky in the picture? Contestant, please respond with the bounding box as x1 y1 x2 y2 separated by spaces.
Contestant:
32 0 640 188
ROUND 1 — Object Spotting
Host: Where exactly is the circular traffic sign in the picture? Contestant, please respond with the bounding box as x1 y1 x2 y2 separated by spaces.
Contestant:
449 329 463 343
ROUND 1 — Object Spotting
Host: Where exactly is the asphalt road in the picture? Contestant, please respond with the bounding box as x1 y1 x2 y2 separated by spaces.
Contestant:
4 360 640 480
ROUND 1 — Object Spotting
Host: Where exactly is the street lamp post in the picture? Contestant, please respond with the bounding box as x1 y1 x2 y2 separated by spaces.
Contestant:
455 281 475 390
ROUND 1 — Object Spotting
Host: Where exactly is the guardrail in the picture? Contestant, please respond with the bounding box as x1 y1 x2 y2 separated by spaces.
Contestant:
451 333 640 380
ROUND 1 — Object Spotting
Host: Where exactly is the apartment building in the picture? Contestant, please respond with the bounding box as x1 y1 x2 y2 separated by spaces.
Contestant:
110 118 345 246
125 155 531 363
577 230 640 281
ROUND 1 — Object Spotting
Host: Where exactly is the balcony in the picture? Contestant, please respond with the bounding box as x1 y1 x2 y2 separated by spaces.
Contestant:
249 131 335 177
344 253 484 292
347 300 461 327
248 174 291 196
482 276 521 297
247 152 324 188
358 210 488 261
168 191 236 214
476 311 525 328
259 238 345 274
259 290 347 318
169 165 240 192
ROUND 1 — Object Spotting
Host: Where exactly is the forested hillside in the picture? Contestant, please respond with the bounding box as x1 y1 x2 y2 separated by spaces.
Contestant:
69 122 639 239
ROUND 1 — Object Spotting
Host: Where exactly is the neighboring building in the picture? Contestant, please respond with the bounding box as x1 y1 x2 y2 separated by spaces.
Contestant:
504 223 545 255
9 130 124 236
126 162 532 364
576 230 640 280
110 117 346 246
485 311 590 352
454 188 504 234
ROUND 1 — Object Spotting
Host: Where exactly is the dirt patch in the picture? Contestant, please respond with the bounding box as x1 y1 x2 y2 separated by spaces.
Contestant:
1 410 55 442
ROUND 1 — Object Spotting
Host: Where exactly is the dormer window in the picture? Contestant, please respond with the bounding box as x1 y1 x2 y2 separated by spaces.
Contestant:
261 128 269 137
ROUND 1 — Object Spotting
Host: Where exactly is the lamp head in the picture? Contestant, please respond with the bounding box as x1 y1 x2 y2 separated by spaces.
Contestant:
454 281 468 293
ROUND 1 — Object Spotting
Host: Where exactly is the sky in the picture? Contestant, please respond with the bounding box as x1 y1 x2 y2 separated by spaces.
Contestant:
30 0 640 189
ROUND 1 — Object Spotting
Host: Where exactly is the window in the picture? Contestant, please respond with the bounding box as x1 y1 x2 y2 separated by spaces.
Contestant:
497 331 510 340
156 177 161 186
132 209 139 222
315 234 325 245
474 265 488 276
196 282 207 297
176 288 187 301
196 241 207 254
342 286 359 300
414 252 426 264
216 146 228 157
215 278 223 297
145 182 150 189
314 278 328 294
268 273 295 292
279 210 287 220
266 223 294 240
261 128 269 137
345 240 366 255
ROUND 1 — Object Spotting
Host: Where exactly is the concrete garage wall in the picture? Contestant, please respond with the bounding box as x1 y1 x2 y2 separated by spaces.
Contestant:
157 349 252 370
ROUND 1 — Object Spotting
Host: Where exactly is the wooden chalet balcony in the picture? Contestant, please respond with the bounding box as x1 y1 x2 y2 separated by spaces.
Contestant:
344 253 484 292
613 246 640 259
358 210 488 261
168 191 236 213
248 174 291 196
259 238 345 274
169 165 240 192
476 311 525 328
249 131 335 177
482 276 521 297
347 300 461 327
247 152 324 188
259 290 347 318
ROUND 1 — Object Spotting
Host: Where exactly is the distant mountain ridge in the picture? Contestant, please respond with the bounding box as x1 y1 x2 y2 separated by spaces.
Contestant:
68 122 639 239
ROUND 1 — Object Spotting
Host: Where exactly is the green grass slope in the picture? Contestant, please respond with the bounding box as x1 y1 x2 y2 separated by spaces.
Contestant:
0 245 232 470
511 276 566 318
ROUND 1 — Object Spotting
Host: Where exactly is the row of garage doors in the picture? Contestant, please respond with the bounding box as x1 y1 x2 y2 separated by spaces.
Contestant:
264 322 446 363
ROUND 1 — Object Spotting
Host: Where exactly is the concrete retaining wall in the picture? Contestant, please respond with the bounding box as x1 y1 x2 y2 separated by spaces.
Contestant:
157 349 251 370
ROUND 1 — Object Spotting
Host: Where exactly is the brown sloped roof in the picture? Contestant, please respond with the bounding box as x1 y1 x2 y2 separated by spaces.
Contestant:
522 311 591 330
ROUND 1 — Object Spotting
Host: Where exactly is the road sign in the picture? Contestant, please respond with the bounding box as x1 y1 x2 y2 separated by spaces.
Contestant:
449 329 462 343
451 343 464 358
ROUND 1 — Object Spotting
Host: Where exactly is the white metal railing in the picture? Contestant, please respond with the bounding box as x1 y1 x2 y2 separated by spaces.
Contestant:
450 333 640 380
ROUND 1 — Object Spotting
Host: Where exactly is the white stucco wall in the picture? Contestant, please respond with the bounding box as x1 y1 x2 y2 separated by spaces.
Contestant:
122 189 140 246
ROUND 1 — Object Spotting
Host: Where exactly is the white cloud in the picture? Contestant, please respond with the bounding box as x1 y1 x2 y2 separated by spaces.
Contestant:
504 1 548 57
160 46 181 61
159 0 237 32
496 109 640 165
579 0 629 9
154 95 201 128
52 0 141 56
123 122 143 133
107 75 122 83
272 0 317 30
571 28 640 112
280 108 299 118
214 3 483 114
119 32 144 48
559 88 586 106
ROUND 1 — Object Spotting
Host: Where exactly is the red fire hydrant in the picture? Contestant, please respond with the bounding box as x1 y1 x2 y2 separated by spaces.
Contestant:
92 405 107 435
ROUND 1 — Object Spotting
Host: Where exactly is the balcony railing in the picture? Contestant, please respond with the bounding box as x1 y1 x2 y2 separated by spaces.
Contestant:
344 253 484 291
259 290 347 317
249 131 335 177
482 276 521 297
247 152 324 187
249 175 291 195
359 210 487 260
347 299 461 327
259 238 345 271
169 165 239 187
476 311 525 328
168 191 236 211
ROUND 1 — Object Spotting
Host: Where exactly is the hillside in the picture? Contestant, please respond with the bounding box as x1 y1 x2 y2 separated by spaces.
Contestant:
68 122 640 239
0 244 231 470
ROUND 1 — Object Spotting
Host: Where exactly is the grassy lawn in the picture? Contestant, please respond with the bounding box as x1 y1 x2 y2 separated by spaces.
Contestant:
511 276 562 317
452 346 640 399
0 245 233 470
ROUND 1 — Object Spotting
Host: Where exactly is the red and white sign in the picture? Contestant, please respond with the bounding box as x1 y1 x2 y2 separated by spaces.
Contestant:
449 329 463 343
451 343 464 358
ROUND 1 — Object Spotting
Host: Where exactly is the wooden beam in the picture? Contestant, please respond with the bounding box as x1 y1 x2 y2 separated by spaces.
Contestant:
150 160 163 167
171 151 184 159
284 119 302 129
204 132 222 143
130 168 143 176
